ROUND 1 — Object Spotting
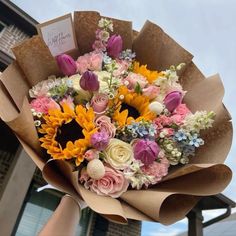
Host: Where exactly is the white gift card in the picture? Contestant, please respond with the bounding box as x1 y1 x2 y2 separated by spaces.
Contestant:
37 14 77 57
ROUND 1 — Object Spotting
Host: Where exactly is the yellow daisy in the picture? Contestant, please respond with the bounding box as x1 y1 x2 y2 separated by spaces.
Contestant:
112 86 156 127
38 103 97 166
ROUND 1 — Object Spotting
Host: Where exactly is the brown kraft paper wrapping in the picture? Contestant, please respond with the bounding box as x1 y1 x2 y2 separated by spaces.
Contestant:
0 11 232 225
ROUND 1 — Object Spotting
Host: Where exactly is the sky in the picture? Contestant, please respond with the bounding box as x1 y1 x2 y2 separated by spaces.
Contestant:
11 0 236 235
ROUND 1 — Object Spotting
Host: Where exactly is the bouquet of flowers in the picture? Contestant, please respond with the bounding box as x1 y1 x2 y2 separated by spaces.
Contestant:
0 12 232 224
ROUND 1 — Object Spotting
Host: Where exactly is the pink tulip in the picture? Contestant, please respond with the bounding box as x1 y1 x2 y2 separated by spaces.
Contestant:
56 54 77 76
80 71 99 91
164 91 182 113
106 35 123 58
133 139 160 166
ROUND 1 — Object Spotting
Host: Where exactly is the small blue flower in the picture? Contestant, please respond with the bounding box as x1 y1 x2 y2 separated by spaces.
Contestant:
148 125 157 137
119 49 136 61
66 79 73 87
175 130 187 141
137 126 148 137
188 134 204 147
103 53 112 64
183 145 195 156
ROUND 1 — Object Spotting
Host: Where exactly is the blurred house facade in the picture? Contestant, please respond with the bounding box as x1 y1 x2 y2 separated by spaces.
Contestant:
0 1 141 235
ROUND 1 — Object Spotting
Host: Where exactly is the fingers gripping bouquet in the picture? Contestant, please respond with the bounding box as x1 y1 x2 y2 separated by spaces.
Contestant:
0 12 232 224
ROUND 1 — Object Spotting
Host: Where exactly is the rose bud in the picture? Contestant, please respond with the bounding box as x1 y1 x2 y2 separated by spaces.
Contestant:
106 34 123 58
80 71 99 91
164 91 182 113
56 54 77 76
133 139 160 166
84 149 99 161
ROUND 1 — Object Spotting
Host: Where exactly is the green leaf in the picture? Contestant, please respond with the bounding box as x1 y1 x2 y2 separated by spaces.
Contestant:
134 82 142 94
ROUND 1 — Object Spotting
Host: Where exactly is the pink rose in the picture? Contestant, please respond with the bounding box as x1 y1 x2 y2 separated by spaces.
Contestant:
142 85 160 100
174 104 191 117
89 52 103 71
76 52 103 74
91 93 109 113
95 115 116 138
80 166 129 198
123 72 148 90
76 54 90 74
84 149 99 161
30 96 60 114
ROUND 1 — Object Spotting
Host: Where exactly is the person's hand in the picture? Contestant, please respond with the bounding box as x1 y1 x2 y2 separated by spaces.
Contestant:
37 184 87 210
63 194 87 210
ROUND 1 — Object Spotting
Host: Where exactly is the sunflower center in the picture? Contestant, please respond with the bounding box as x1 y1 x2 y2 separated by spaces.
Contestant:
120 103 140 119
56 119 84 149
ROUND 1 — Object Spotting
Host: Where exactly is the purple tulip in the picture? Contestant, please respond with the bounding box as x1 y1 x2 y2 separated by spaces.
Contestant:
164 91 182 113
80 71 99 91
133 139 160 166
91 131 109 151
106 34 123 58
56 54 77 76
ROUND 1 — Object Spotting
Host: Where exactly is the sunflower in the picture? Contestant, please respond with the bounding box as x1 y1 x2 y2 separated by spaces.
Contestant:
38 103 97 166
112 86 156 127
133 61 163 84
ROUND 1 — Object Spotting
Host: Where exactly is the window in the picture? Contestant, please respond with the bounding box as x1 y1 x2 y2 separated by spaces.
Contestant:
0 21 6 34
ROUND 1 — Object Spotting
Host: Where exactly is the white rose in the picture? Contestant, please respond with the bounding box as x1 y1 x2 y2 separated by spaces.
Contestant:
94 71 121 94
94 71 111 93
68 74 91 102
103 138 134 170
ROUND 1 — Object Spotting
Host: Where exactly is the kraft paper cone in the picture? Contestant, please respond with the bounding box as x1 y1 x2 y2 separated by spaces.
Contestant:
12 36 61 87
0 11 233 225
0 62 29 109
133 20 193 71
41 158 232 225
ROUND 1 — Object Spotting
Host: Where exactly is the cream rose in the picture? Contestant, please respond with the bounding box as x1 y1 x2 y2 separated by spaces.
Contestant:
68 74 91 102
94 71 121 94
94 71 111 93
103 138 134 170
